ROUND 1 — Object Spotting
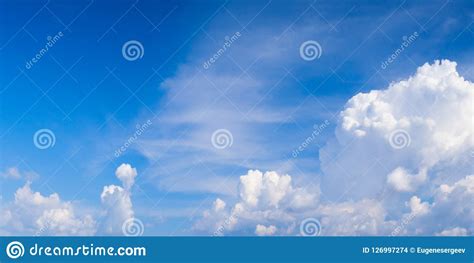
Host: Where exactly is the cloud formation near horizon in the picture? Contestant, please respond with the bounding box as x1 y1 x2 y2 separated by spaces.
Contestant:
320 59 473 201
0 163 139 236
0 61 472 236
195 60 474 236
0 182 96 236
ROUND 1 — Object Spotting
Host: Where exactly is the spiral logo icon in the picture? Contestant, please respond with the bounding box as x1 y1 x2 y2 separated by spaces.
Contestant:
300 218 321 236
33 129 56 149
122 40 144 61
389 129 411 149
299 40 322 61
211 129 233 149
6 241 25 259
122 218 144 236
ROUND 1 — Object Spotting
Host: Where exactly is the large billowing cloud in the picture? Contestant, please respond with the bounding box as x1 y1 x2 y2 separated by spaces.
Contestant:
195 60 474 236
100 163 138 235
0 182 96 236
0 163 139 236
320 60 473 201
2 60 471 236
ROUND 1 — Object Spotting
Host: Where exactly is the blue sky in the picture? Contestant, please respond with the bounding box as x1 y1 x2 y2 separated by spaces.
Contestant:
1 0 473 236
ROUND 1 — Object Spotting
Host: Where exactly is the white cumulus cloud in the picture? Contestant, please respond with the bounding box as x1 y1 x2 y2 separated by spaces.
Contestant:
0 167 38 180
194 169 318 235
100 163 138 235
0 163 140 236
320 60 473 201
194 60 474 236
255 224 277 236
0 182 96 235
115 163 137 191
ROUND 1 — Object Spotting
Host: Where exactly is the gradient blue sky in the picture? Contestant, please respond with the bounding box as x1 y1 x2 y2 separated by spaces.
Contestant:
1 0 473 235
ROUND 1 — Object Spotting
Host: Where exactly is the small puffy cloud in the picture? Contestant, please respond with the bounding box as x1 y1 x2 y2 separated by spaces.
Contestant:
387 167 427 192
255 224 277 236
115 163 137 191
194 170 317 235
213 198 226 212
0 167 37 180
436 227 468 236
15 182 61 207
1 167 21 179
406 196 430 216
239 170 317 210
